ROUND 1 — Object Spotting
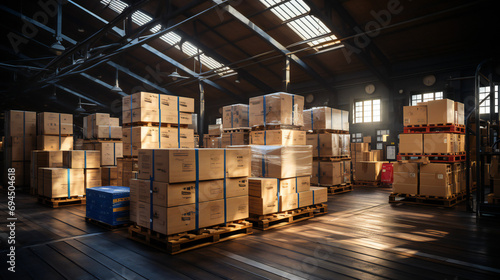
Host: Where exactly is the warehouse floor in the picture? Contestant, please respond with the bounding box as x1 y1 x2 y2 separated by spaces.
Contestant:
1 187 500 280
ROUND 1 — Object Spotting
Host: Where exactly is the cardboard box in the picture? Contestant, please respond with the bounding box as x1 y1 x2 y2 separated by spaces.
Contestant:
209 124 223 136
199 180 224 202
392 162 418 194
298 190 313 207
403 105 427 126
249 178 278 202
223 104 249 128
355 161 385 181
226 196 249 221
318 161 342 185
151 181 196 207
122 92 159 111
225 148 251 178
110 117 120 126
117 158 138 187
277 177 297 195
424 133 454 154
221 132 249 147
455 102 465 125
9 136 36 161
197 149 225 181
421 99 455 125
226 177 249 198
199 199 225 228
32 151 63 167
10 161 30 187
63 150 100 169
85 168 102 189
352 143 369 152
310 186 328 203
304 107 332 130
88 141 123 166
318 133 340 157
306 134 319 157
138 203 196 235
37 112 73 136
249 196 278 215
420 163 453 197
39 168 85 198
296 176 311 192
138 149 196 183
37 135 73 151
341 110 349 131
123 108 159 124
342 161 352 184
101 166 117 186
96 126 122 139
249 145 313 179
159 94 194 113
399 134 423 154
279 193 298 211
7 110 36 137
249 93 304 127
363 136 372 143
250 130 306 146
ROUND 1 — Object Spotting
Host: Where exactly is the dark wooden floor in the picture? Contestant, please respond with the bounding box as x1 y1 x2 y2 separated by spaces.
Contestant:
1 186 500 280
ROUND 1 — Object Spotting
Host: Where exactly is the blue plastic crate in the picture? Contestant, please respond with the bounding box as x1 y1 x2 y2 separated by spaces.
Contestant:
86 186 130 226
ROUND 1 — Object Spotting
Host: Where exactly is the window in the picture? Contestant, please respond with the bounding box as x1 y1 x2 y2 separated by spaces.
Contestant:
353 99 381 123
411 92 443 106
377 130 389 142
100 0 233 76
351 133 363 143
259 0 340 50
479 86 499 114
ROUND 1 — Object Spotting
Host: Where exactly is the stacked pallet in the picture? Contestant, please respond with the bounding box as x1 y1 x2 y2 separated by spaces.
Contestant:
304 106 352 194
30 112 75 196
222 104 250 147
81 113 123 186
128 147 251 253
391 99 466 207
237 92 327 230
3 110 36 191
120 92 195 187
206 123 223 148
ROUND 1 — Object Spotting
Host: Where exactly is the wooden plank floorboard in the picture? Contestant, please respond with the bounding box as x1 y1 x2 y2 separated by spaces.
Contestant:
49 242 127 280
29 245 96 280
74 234 194 279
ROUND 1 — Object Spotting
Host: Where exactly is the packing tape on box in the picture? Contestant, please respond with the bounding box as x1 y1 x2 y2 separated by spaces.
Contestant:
317 161 321 185
263 95 266 127
109 125 111 139
231 107 234 128
330 107 333 130
195 149 200 230
246 106 249 127
177 96 181 148
277 178 280 211
59 114 62 150
149 149 155 229
67 168 71 198
223 150 227 223
113 142 117 166
292 95 295 126
312 189 315 204
84 151 87 169
158 96 162 149
296 177 299 206
129 96 133 156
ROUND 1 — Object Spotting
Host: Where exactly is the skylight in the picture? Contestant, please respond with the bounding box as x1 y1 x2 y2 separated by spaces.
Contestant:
100 0 233 76
259 0 340 49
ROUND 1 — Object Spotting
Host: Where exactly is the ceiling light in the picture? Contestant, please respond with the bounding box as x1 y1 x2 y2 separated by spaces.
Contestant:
111 69 122 93
235 72 240 83
78 28 85 33
168 69 188 81
75 103 86 113
50 41 65 55
49 87 57 101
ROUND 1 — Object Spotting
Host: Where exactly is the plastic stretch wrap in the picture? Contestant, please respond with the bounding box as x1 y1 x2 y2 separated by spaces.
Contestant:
228 145 312 179
306 133 350 157
303 107 349 131
223 104 249 128
249 92 304 127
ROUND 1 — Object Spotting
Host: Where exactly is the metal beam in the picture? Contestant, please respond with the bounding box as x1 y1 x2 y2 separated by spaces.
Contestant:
67 0 242 102
106 61 171 94
302 0 392 88
53 84 107 108
212 0 335 93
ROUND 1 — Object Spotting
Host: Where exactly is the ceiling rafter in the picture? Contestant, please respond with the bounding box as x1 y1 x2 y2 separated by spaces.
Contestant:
212 0 336 94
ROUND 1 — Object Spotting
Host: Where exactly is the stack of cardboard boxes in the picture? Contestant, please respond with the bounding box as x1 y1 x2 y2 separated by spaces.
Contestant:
303 107 351 187
242 92 327 215
4 110 36 190
81 113 123 186
36 150 101 198
30 112 75 195
351 141 385 183
222 104 250 147
393 99 465 197
120 92 195 187
130 148 250 235
206 123 223 148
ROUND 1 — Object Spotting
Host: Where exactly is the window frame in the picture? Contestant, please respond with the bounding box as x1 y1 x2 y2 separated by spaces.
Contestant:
479 85 499 115
410 91 443 106
352 98 381 124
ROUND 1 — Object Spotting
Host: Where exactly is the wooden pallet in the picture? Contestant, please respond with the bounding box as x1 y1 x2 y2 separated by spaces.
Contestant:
403 123 465 134
354 180 383 187
223 127 251 133
389 192 466 208
314 156 351 161
123 122 189 128
85 217 130 230
309 129 349 134
327 184 353 195
38 196 86 208
396 154 466 163
128 220 252 255
251 124 301 131
247 203 328 230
